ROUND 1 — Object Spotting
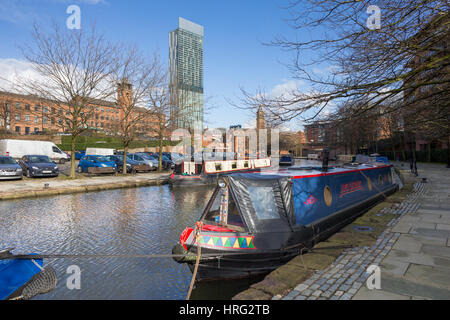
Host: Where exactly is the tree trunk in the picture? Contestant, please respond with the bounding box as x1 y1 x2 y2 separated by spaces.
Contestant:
158 135 163 172
70 135 76 178
123 144 128 175
391 136 396 161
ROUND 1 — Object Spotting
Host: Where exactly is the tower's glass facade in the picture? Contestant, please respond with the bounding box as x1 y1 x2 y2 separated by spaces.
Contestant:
169 18 204 131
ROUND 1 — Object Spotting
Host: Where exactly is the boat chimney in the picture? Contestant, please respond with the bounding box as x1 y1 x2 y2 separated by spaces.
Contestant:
322 148 330 172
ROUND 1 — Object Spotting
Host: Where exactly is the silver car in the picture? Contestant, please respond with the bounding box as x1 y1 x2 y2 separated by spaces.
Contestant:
128 153 158 171
0 156 23 180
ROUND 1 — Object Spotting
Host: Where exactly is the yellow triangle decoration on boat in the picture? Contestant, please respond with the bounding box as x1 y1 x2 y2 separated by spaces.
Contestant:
233 239 240 248
207 238 215 246
246 237 252 247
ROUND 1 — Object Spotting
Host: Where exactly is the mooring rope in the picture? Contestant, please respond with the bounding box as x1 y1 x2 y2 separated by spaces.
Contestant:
185 221 202 300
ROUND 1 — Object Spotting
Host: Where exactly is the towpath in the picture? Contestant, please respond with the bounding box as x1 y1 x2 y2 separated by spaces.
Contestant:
273 162 450 300
0 171 171 200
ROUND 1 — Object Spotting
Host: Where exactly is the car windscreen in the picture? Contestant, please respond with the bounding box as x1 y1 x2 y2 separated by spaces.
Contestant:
93 156 108 162
28 156 51 163
143 154 157 160
103 155 118 161
0 157 17 165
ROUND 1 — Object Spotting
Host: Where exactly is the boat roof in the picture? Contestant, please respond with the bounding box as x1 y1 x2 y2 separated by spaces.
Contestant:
231 162 392 180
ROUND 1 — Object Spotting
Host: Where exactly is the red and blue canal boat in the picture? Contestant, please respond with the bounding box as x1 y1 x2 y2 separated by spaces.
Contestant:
173 161 398 281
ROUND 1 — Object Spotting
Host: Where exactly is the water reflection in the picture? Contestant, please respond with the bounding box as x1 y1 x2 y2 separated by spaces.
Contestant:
0 185 225 300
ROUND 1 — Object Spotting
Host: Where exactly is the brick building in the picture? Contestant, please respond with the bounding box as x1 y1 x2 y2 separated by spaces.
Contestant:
0 89 161 137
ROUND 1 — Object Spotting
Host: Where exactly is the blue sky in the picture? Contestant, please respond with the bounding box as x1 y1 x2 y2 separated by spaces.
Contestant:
0 0 319 130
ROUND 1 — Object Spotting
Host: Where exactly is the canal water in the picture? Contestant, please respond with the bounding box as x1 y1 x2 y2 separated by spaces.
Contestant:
0 185 262 300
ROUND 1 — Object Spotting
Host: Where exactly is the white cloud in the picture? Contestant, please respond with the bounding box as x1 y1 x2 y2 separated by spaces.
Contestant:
0 58 43 93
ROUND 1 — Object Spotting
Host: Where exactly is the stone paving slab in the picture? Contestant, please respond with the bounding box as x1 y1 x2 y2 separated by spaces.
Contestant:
353 287 411 300
378 257 410 277
403 264 450 290
373 274 450 300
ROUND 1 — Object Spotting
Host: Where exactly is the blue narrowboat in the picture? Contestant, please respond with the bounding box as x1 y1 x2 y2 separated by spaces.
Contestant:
173 161 398 281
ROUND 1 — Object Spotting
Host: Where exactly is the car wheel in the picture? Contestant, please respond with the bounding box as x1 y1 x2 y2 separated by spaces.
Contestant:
77 166 83 173
26 169 32 178
59 159 66 164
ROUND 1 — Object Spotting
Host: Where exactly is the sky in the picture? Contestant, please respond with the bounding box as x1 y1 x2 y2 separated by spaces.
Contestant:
0 0 323 131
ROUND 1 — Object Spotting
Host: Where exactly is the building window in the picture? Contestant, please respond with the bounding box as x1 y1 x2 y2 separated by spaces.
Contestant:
43 116 48 124
15 102 21 109
43 106 48 113
25 115 30 122
34 128 39 133
34 116 39 123
25 127 30 134
34 105 40 112
15 126 20 133
58 109 63 115
25 104 30 111
15 114 20 121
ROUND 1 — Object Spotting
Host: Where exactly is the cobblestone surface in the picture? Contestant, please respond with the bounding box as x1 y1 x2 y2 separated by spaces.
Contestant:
280 179 428 301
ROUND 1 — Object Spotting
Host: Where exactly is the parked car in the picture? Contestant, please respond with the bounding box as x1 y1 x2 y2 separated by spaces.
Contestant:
85 148 116 156
162 152 184 164
75 151 86 160
77 155 117 173
279 154 294 166
0 140 70 164
103 155 140 173
19 155 59 178
128 153 157 171
142 152 175 170
0 156 23 180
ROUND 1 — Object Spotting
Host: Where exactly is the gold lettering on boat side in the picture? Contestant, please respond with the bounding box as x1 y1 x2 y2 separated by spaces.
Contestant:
324 186 333 207
367 177 373 191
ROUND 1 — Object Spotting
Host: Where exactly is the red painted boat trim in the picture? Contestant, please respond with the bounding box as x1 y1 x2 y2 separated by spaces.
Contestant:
200 224 235 232
291 165 392 180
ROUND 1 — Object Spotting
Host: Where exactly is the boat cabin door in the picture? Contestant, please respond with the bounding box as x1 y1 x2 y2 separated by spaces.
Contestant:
182 161 196 175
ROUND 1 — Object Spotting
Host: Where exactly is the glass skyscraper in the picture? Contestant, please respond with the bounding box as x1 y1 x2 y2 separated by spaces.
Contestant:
169 17 204 131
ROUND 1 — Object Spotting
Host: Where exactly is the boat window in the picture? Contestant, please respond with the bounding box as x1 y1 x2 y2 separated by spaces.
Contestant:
247 186 279 220
203 189 244 228
204 191 221 222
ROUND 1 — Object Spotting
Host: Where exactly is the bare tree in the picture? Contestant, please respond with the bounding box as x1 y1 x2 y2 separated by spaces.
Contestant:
17 23 118 178
239 1 449 131
0 99 11 132
148 78 170 171
110 48 163 174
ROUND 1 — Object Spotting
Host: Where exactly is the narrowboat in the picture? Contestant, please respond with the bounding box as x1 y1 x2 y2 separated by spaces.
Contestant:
169 157 271 186
172 161 398 281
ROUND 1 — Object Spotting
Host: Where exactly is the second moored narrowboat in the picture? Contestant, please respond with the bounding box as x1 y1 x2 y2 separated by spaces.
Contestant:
173 162 398 281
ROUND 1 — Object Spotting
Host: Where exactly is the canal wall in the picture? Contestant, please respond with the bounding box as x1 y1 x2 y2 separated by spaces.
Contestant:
232 167 416 300
0 172 171 201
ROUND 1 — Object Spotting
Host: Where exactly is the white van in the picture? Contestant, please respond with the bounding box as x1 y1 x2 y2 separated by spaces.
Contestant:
85 148 115 156
0 139 70 163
